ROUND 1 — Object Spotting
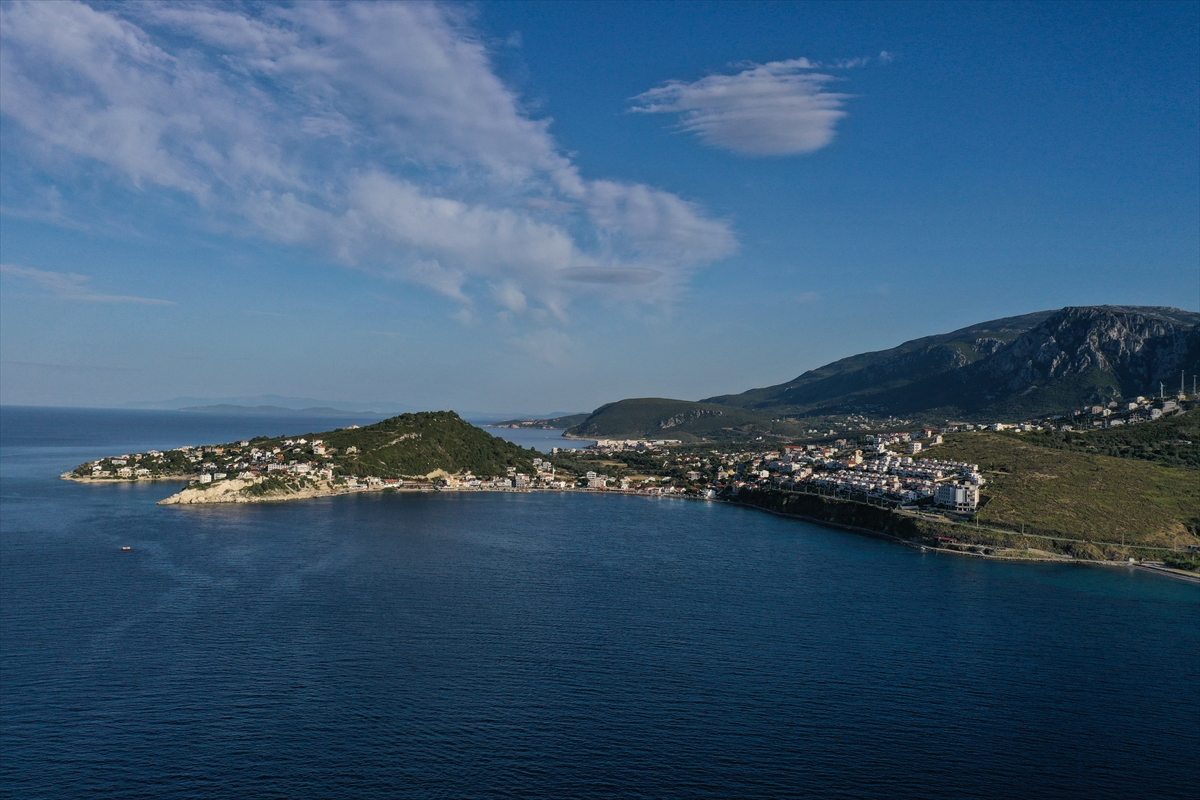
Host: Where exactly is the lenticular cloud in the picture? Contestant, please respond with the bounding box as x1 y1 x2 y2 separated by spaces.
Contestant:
0 1 735 316
631 59 854 156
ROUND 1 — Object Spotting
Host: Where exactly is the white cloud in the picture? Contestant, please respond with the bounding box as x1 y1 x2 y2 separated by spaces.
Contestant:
0 264 175 305
630 58 855 156
0 1 734 320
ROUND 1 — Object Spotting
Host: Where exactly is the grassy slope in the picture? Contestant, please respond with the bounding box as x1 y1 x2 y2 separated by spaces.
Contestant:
928 432 1199 548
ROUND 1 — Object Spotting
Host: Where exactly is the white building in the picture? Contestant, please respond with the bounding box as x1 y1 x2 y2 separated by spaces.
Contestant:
935 482 979 514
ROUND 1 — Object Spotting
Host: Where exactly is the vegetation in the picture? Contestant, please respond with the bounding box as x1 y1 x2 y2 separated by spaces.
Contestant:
307 412 538 478
1015 411 1200 469
565 398 806 441
242 476 290 496
1162 553 1200 572
927 431 1199 549
72 411 540 483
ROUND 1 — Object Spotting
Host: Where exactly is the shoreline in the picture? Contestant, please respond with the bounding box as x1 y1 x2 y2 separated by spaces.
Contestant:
726 498 1200 583
58 472 1200 582
61 473 194 484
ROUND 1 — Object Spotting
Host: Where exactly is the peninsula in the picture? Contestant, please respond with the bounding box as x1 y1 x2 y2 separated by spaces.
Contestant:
63 405 1200 577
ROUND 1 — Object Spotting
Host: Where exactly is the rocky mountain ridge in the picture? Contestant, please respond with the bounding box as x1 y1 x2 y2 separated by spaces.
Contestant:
567 306 1199 438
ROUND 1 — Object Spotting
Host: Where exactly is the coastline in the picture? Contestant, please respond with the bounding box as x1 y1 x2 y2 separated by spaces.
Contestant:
61 473 193 484
57 472 1200 582
727 491 1200 583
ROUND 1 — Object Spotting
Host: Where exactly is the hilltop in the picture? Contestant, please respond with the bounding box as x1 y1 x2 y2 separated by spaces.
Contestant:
568 306 1200 439
66 411 541 504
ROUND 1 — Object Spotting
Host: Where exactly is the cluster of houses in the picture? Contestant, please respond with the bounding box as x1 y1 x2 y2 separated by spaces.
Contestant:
1062 396 1185 429
721 443 984 512
553 438 682 455
78 391 1191 511
81 437 346 485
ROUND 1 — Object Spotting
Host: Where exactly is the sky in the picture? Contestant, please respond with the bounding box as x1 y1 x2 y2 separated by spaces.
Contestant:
1 0 1197 415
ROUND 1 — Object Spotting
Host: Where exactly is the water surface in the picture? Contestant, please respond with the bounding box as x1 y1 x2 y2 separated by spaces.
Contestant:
2 407 1197 798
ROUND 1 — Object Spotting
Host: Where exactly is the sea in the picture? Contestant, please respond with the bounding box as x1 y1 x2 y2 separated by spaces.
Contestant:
2 406 1197 799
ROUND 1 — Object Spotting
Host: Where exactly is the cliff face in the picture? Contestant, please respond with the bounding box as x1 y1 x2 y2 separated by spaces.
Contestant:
974 306 1199 399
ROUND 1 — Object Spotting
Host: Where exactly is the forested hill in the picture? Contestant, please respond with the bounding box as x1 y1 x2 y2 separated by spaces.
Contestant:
315 412 538 477
72 411 539 481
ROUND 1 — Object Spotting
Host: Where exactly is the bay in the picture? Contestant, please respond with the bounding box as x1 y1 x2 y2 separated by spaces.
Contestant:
2 407 1197 798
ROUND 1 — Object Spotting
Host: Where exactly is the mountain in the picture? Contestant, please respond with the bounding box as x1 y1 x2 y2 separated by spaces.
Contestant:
707 305 1199 419
703 310 1055 412
563 398 805 441
567 306 1200 438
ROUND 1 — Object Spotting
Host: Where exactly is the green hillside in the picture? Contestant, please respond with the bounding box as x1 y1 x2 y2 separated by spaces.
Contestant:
316 412 538 477
928 431 1199 550
73 411 539 481
565 398 805 441
1017 410 1199 468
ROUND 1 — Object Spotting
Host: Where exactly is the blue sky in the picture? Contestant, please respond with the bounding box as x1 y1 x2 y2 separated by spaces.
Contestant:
1 1 1197 414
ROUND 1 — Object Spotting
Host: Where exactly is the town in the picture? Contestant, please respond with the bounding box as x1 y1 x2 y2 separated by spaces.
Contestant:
68 387 1193 523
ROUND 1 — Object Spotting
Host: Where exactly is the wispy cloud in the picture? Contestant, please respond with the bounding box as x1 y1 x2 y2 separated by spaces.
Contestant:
0 264 175 305
0 1 735 321
631 57 875 156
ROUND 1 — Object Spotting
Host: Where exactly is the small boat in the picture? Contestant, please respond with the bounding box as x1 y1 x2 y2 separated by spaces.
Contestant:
121 546 132 551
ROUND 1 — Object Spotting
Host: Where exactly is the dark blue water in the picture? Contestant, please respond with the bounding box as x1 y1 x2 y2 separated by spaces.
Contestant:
472 425 594 451
3 407 1198 798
